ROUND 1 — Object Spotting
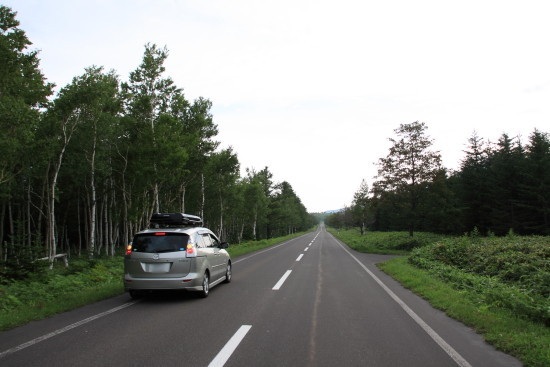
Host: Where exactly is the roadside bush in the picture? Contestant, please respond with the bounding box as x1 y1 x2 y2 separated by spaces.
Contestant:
0 257 123 313
409 235 550 325
413 235 549 297
0 245 49 284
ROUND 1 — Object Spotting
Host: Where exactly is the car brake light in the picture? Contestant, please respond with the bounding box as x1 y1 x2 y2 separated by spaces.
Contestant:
125 244 132 255
155 232 166 236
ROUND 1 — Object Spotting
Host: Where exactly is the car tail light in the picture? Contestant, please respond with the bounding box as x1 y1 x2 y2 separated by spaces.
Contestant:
186 243 197 257
125 243 133 255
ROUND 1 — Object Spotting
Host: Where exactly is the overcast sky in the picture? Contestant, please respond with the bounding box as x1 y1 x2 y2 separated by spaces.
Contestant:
5 0 550 212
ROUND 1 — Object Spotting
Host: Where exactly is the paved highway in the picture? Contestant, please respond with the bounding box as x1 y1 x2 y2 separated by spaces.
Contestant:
0 227 521 366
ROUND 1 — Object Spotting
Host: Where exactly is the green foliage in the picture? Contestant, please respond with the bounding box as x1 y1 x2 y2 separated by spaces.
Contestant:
267 181 311 237
0 8 312 262
372 121 443 236
0 245 49 283
0 257 123 320
409 235 550 325
0 5 53 189
454 130 550 235
331 127 549 237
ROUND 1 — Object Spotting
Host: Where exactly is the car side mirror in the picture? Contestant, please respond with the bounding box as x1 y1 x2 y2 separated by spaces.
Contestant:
220 242 229 249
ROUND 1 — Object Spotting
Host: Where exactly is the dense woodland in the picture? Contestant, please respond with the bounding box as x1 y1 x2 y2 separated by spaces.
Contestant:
0 6 314 266
2 5 548 272
326 122 550 237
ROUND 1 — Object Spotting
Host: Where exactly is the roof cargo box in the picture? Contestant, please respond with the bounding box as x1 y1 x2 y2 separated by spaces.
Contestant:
150 213 203 226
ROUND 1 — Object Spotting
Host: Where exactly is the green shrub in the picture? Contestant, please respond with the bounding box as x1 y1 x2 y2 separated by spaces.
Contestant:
0 245 50 284
409 236 550 325
412 236 550 298
0 256 123 315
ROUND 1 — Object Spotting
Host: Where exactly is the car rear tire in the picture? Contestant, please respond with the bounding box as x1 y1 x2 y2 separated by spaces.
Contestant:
199 272 209 298
224 262 232 283
129 290 141 299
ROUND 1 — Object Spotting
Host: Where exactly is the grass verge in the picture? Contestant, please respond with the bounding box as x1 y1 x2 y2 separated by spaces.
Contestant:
0 283 124 331
327 228 447 254
378 257 550 367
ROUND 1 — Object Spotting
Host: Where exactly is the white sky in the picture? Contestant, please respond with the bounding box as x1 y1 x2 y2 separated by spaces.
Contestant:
5 0 550 212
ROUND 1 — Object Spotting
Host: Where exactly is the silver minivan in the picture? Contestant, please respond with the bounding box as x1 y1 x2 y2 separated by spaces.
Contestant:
124 213 231 298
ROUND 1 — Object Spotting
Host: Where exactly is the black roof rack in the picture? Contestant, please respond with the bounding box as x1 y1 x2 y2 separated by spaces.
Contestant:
150 213 203 227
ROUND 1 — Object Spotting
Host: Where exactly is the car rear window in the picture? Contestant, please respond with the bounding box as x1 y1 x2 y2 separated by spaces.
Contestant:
132 233 190 253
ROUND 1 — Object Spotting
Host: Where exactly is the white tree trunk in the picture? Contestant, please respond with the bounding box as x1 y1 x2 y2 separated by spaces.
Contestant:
252 210 257 240
89 134 96 259
49 111 80 266
200 173 205 219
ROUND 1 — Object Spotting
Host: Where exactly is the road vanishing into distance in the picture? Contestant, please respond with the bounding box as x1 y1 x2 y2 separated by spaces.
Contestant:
0 226 521 367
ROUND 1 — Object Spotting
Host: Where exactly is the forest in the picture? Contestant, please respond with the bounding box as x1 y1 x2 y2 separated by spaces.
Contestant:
2 4 548 272
0 6 315 267
326 121 549 237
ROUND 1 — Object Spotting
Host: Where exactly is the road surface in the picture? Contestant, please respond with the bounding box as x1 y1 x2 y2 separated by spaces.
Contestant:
0 227 521 366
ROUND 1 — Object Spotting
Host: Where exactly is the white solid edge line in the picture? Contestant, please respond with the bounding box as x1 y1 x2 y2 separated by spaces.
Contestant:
272 270 292 290
296 254 304 261
208 325 252 367
0 301 138 360
332 237 473 367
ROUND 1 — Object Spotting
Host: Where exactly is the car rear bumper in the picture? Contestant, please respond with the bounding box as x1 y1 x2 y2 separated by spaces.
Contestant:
124 272 202 291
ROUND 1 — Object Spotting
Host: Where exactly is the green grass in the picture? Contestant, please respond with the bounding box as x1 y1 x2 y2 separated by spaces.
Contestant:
0 282 124 331
0 257 125 331
328 227 448 254
410 235 550 301
379 257 550 367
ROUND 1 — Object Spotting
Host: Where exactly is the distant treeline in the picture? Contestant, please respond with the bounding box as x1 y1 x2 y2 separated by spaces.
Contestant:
327 122 549 236
0 6 314 265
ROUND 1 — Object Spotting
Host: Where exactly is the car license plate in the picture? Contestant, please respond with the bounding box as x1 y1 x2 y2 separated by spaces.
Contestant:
143 263 171 273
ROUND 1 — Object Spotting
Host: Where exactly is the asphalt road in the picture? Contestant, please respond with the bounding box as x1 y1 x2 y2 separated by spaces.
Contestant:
0 227 521 366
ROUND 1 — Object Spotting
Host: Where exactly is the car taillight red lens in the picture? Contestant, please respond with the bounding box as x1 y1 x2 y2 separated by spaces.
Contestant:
186 243 197 257
125 244 132 255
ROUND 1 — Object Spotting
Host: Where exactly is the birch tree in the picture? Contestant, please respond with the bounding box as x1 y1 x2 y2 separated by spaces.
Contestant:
43 107 81 264
122 43 180 213
64 67 121 258
352 180 370 235
204 148 239 239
